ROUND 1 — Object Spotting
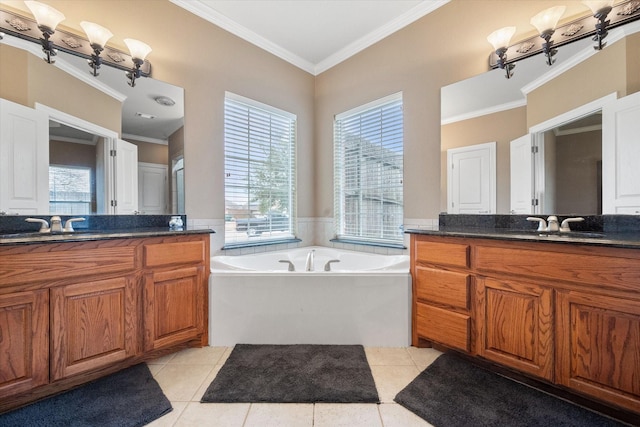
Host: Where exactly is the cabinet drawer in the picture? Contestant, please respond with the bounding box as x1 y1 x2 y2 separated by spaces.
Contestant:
415 267 470 310
415 239 469 268
144 241 205 267
416 302 470 352
474 245 640 290
0 246 136 287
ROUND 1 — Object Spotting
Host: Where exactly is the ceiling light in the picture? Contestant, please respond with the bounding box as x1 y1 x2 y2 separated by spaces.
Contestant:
155 96 176 107
124 38 152 87
487 27 516 79
530 6 566 66
80 21 113 76
135 112 156 119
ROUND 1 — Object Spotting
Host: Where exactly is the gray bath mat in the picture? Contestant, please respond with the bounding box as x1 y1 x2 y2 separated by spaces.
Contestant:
395 353 625 427
201 344 379 403
0 363 172 427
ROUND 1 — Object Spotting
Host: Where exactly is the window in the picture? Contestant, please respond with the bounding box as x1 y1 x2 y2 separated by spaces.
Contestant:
334 93 404 245
49 165 92 214
224 92 297 246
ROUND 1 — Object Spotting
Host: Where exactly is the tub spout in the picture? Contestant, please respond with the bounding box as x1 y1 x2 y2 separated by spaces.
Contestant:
305 249 316 271
279 260 295 271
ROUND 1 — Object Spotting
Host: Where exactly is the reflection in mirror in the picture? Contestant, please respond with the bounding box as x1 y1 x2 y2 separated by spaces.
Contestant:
441 33 628 215
0 34 185 215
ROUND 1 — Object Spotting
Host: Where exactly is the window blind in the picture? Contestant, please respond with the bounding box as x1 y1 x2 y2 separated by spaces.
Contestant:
334 93 403 244
224 93 296 246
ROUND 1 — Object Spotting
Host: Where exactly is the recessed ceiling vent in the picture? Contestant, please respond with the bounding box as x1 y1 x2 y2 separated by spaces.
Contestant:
154 96 175 107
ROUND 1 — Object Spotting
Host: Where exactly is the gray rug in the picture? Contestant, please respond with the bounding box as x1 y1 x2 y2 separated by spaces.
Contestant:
0 363 172 427
395 353 626 427
201 344 379 403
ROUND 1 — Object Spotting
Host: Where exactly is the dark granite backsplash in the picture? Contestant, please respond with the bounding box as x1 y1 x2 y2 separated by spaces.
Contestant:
439 214 640 233
0 214 187 234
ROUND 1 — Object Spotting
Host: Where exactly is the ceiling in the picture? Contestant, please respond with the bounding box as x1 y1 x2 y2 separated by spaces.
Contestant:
171 0 449 75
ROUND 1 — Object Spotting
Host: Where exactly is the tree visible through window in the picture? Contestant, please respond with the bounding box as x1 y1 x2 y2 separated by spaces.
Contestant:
49 165 92 214
334 93 404 244
224 93 296 246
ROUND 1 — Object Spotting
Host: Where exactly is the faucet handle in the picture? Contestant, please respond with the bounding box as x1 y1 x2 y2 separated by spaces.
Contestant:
25 218 50 233
560 217 584 233
324 259 340 271
63 217 86 232
526 217 547 232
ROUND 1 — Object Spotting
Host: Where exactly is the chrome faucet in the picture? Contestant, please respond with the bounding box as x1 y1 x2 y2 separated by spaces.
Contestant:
50 216 63 232
546 215 559 232
305 249 316 272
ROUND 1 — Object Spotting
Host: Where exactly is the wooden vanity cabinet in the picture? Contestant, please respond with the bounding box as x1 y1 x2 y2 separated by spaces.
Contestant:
410 233 640 414
0 233 210 412
0 290 49 399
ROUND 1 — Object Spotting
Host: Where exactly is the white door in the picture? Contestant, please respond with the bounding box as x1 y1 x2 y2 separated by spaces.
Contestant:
510 134 534 214
447 142 496 214
0 98 49 214
138 162 168 214
602 91 640 214
114 139 138 214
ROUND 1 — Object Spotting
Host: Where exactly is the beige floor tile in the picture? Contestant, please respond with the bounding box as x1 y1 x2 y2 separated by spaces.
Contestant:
146 401 188 427
313 403 383 427
378 403 434 427
147 352 177 365
406 347 443 371
154 364 215 401
174 402 250 427
168 346 228 365
244 403 314 427
370 365 421 403
216 346 233 365
365 347 414 366
146 363 165 376
193 364 223 401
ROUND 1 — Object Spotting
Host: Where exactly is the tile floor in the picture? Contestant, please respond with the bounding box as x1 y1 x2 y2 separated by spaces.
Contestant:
146 346 443 427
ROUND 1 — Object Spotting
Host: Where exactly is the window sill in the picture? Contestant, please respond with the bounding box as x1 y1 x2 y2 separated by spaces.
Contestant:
330 238 406 250
222 238 301 251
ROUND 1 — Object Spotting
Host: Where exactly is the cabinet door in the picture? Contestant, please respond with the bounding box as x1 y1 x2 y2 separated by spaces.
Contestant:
50 276 137 380
556 291 640 413
144 266 205 351
477 277 554 381
0 290 49 398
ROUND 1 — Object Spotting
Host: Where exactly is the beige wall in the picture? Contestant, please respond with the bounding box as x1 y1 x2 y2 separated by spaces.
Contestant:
441 107 527 214
124 138 169 165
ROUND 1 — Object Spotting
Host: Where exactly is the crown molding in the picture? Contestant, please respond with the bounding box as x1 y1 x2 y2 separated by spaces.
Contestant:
122 133 168 145
171 0 449 76
441 98 526 125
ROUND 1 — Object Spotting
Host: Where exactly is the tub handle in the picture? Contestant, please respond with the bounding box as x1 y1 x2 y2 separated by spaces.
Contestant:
279 260 295 271
324 259 340 271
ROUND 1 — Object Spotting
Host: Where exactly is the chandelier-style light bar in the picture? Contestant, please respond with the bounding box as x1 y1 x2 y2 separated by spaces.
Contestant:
0 1 152 84
488 0 640 78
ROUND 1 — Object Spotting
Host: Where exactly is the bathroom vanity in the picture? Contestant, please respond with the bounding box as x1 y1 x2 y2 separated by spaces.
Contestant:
408 228 640 417
0 229 210 413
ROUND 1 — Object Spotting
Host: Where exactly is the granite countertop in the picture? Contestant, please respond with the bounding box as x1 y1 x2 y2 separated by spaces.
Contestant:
405 227 640 249
0 227 214 246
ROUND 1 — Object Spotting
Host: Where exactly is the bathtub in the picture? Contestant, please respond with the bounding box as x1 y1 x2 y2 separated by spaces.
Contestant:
209 246 411 347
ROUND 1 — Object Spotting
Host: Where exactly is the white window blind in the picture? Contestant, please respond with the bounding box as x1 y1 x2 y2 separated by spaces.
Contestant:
224 93 296 246
334 93 404 244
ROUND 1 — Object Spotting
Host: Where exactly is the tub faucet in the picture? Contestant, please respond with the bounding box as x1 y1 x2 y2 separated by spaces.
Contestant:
324 259 340 271
279 260 295 271
305 249 315 271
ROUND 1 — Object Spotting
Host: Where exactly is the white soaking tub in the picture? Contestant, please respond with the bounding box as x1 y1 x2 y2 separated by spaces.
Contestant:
209 246 411 347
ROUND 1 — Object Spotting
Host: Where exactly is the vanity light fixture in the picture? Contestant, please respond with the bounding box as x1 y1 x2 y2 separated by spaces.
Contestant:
530 6 566 66
80 21 113 76
487 0 640 78
24 0 65 63
583 0 615 49
124 38 152 87
487 26 516 79
0 3 152 84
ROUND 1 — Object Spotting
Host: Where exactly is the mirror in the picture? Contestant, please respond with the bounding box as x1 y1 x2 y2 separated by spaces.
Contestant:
0 35 185 215
441 33 631 215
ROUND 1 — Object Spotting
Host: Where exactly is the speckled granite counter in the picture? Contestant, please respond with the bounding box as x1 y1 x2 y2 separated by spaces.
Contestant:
405 213 640 249
0 214 213 246
0 227 213 246
405 227 640 249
